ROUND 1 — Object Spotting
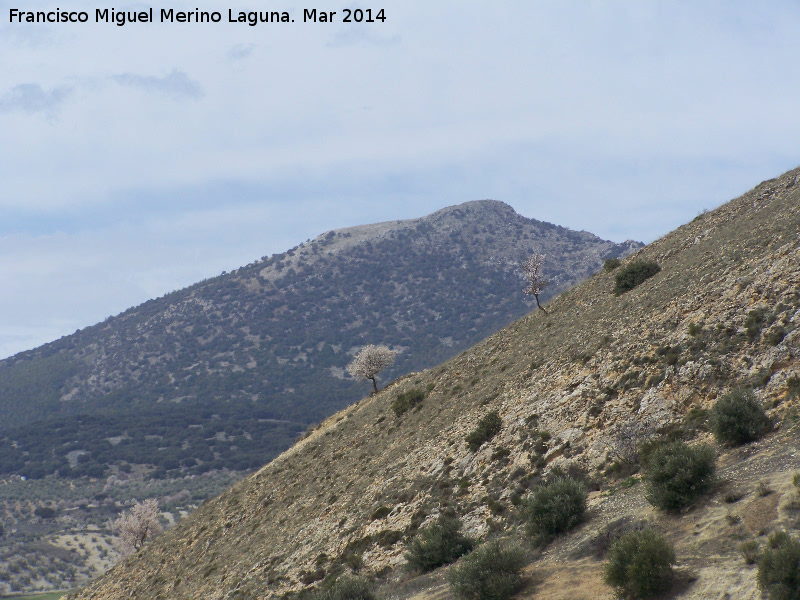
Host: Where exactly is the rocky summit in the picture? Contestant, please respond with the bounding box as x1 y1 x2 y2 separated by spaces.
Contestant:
69 167 800 599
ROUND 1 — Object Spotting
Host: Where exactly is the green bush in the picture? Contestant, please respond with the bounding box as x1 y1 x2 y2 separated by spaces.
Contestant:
746 309 768 342
311 576 374 600
687 322 703 336
765 326 787 347
788 376 800 400
369 506 391 521
604 529 675 599
613 260 661 295
758 531 800 600
466 411 503 452
405 515 474 572
645 441 716 512
391 388 426 417
710 388 769 445
447 542 525 600
521 476 586 541
603 258 621 271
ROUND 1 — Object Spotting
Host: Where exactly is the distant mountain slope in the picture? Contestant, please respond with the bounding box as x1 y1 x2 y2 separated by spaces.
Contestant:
67 169 800 600
0 200 639 480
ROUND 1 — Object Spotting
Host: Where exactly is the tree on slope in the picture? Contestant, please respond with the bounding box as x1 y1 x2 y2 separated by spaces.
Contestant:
111 498 162 554
347 345 396 393
521 253 549 313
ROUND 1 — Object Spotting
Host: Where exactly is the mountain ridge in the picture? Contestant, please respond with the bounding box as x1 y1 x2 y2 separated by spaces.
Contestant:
0 199 638 482
67 168 800 600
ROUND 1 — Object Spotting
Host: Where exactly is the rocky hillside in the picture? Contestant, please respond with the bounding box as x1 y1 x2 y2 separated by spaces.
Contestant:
0 200 638 481
67 169 800 600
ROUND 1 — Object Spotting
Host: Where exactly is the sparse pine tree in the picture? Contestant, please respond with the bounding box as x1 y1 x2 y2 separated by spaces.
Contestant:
521 253 549 313
346 345 396 393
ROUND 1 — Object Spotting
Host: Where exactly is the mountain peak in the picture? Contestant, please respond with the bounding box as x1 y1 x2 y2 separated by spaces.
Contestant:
66 166 800 600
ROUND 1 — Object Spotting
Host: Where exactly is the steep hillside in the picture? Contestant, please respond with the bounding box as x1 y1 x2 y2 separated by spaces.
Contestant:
68 169 800 600
0 200 638 481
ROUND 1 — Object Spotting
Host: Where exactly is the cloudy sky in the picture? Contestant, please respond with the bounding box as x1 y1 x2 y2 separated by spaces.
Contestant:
2 1 800 359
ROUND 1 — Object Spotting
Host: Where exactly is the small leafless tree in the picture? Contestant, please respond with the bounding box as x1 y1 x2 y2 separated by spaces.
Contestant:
521 253 549 313
111 498 162 554
605 418 658 466
347 344 396 393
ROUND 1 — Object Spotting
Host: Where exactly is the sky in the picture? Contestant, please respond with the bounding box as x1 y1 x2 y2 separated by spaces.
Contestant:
2 1 800 359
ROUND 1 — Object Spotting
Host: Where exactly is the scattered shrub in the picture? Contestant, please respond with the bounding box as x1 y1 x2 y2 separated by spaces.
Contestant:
745 309 768 342
787 376 800 400
34 506 57 519
375 529 403 548
613 260 661 295
485 496 505 515
724 490 743 504
301 569 327 585
369 506 391 521
312 576 375 600
342 551 364 571
645 441 716 512
765 326 787 347
710 388 769 446
466 411 503 452
577 517 649 559
604 529 675 599
391 388 426 417
521 476 586 542
741 540 761 565
683 407 709 437
447 542 525 600
645 373 664 389
404 516 474 572
603 258 621 271
726 512 741 525
758 531 800 600
687 322 703 336
491 447 511 462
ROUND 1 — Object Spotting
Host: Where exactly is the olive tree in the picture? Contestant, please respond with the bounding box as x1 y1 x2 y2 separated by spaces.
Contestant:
347 345 396 393
111 498 162 554
521 253 549 313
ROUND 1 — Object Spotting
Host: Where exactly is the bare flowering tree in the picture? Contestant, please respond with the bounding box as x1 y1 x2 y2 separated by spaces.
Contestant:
521 253 549 313
347 344 396 393
111 498 162 554
605 417 658 466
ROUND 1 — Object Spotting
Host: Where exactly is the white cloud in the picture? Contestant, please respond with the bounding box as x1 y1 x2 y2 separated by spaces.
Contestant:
110 69 204 99
0 82 71 113
226 43 256 60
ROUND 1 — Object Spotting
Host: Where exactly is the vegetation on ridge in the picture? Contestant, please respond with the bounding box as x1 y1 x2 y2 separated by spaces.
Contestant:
644 441 716 512
613 259 661 295
604 529 676 599
710 387 770 445
446 541 525 600
404 515 474 573
521 476 587 542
